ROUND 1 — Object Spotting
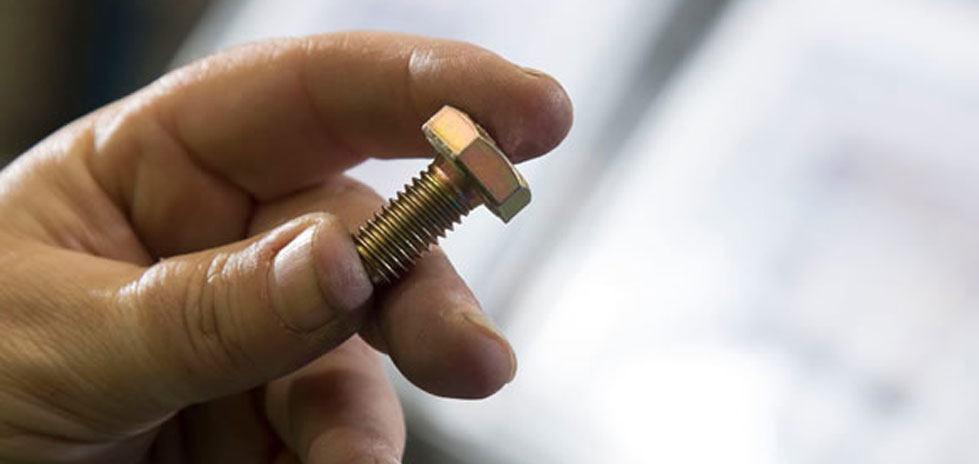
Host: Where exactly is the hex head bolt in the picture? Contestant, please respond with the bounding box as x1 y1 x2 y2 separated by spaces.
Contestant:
353 106 531 285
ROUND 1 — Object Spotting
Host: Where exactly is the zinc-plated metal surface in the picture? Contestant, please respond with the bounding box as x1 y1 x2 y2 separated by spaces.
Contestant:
354 106 530 284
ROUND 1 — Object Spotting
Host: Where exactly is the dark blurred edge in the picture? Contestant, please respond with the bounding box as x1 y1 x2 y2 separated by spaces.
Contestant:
0 0 212 163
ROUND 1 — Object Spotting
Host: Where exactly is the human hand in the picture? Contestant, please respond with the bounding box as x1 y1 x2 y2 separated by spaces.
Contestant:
0 32 572 463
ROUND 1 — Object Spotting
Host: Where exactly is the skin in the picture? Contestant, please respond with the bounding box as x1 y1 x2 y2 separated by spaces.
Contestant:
0 32 572 463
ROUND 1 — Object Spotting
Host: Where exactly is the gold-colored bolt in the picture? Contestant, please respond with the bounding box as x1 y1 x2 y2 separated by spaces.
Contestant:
354 105 531 285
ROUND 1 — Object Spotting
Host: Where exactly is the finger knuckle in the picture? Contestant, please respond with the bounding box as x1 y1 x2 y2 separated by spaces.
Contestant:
185 252 258 373
135 253 261 390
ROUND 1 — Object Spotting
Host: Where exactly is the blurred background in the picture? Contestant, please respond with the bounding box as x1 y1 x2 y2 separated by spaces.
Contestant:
4 0 979 462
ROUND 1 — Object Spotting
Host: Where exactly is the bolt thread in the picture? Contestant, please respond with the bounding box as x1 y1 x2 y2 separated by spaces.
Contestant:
354 164 471 284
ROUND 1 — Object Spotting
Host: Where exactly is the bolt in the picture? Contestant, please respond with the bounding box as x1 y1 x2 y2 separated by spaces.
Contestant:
353 105 531 285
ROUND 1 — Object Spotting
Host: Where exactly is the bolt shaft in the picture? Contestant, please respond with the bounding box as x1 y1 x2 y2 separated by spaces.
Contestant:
354 162 475 284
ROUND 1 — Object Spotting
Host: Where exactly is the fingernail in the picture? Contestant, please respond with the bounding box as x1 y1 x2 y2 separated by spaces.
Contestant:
521 66 550 79
270 223 372 332
310 221 373 317
271 227 327 331
463 312 518 383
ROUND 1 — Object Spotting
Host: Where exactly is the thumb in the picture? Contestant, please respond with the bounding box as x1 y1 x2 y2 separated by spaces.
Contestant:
118 213 373 407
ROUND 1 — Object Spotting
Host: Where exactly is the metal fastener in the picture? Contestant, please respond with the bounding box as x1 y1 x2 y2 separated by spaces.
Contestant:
353 105 531 285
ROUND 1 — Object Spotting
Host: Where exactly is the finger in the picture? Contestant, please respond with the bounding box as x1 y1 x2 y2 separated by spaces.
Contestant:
251 177 516 398
265 336 404 464
379 250 516 398
175 392 277 463
0 213 366 454
250 178 391 353
85 31 572 256
3 212 374 437
116 213 374 408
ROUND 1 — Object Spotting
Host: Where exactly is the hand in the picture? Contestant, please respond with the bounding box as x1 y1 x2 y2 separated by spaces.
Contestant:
0 31 572 463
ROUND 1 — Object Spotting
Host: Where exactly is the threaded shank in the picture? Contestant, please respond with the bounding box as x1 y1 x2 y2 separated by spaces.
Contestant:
354 165 472 284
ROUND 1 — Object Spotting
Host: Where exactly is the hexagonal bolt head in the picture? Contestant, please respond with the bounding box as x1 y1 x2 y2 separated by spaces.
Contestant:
422 106 531 223
353 106 534 284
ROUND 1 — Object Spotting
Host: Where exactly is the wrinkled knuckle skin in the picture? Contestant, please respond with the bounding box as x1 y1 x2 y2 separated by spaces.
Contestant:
131 251 267 398
189 252 254 369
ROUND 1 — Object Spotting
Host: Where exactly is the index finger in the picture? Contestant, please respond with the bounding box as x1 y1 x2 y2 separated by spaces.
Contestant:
94 31 572 201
